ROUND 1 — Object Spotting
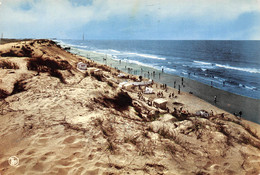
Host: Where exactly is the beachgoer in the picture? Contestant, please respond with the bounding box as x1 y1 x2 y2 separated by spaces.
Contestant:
239 111 242 117
214 95 217 104
162 68 164 73
178 85 180 94
174 81 176 88
139 75 142 81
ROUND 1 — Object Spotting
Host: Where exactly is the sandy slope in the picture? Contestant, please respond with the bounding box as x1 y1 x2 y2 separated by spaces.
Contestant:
0 40 260 175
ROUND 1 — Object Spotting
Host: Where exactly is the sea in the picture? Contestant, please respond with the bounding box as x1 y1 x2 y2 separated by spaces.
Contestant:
57 40 260 99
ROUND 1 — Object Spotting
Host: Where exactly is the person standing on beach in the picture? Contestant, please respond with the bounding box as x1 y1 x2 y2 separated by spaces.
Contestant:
214 95 217 104
239 111 242 118
178 85 181 94
174 81 176 88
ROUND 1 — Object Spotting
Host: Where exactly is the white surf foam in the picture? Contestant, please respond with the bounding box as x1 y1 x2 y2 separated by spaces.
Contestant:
126 52 166 60
193 60 212 65
216 64 260 74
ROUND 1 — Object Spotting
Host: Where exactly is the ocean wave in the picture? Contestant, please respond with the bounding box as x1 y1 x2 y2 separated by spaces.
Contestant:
77 45 89 49
165 67 176 72
193 60 212 65
109 49 121 53
216 64 260 74
59 42 89 49
126 60 155 69
126 52 166 60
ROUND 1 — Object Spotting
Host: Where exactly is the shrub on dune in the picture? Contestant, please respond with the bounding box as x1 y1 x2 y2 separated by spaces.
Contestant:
27 57 71 83
0 60 19 69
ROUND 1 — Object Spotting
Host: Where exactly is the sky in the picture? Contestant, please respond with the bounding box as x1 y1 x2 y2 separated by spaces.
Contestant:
0 0 260 40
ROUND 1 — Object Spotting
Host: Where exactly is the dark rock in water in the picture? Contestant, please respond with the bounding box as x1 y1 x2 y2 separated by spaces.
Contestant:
64 47 71 51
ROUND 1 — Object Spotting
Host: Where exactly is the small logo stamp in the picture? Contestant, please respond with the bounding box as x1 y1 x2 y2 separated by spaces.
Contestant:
8 156 19 167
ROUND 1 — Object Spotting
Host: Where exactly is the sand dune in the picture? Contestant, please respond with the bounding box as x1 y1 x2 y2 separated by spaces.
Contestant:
0 40 260 175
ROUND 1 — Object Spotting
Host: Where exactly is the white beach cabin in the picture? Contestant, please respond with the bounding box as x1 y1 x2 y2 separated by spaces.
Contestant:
153 98 168 110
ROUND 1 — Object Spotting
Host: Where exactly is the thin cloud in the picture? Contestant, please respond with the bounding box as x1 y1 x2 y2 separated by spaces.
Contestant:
0 0 259 39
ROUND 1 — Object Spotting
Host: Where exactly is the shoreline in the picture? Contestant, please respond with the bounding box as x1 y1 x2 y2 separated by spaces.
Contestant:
57 39 260 100
67 46 260 124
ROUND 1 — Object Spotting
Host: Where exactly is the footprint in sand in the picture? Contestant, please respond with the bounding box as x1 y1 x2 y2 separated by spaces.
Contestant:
44 151 55 156
32 162 44 171
38 138 48 144
88 154 94 160
62 136 76 144
26 150 36 156
17 149 25 155
56 157 73 166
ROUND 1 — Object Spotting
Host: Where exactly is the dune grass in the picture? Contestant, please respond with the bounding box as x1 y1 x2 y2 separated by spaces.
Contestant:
0 60 19 69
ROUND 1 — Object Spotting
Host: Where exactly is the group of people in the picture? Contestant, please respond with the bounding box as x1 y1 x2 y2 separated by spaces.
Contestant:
168 92 175 98
160 83 167 89
157 91 164 98
171 107 191 117
137 92 145 101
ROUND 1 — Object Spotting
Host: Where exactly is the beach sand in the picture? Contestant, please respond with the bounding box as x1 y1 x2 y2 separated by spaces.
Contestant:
0 39 260 175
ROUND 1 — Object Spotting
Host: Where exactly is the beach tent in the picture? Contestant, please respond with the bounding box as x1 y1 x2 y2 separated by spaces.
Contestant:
119 82 133 90
195 110 209 117
144 87 154 94
153 98 168 110
118 73 127 78
132 79 152 86
77 62 87 70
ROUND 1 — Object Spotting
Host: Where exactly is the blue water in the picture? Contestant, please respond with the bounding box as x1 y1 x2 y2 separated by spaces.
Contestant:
58 39 260 99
